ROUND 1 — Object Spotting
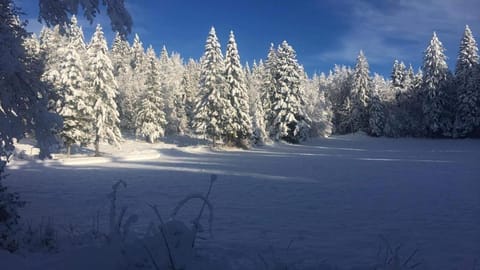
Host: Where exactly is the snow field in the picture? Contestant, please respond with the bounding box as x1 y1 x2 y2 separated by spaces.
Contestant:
5 135 480 269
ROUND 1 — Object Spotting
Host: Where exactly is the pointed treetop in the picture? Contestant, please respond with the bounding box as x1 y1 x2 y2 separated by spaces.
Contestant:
161 45 168 56
210 26 216 34
134 33 141 43
70 15 78 25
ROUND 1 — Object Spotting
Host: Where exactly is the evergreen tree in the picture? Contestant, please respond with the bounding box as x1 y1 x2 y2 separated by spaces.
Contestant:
422 32 453 137
181 59 201 131
268 41 310 143
224 31 252 147
134 47 167 143
249 61 270 145
391 60 406 94
39 25 66 112
350 50 371 132
0 0 60 159
118 33 145 130
110 32 134 130
110 32 131 76
261 44 278 128
65 15 86 53
454 25 480 137
305 74 333 138
58 42 93 155
193 27 228 146
171 55 189 136
324 65 354 134
159 47 187 135
368 90 386 137
86 25 122 156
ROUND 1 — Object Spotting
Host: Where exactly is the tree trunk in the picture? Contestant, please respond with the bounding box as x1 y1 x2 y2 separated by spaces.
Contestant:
66 144 71 158
95 137 100 157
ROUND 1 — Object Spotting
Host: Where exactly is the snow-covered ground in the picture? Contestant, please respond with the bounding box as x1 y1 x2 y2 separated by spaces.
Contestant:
4 135 480 269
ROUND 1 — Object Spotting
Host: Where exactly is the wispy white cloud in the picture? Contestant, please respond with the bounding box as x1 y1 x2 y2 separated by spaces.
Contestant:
317 0 479 67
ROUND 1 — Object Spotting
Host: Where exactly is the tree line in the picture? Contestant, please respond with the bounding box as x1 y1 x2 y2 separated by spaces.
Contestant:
2 2 479 159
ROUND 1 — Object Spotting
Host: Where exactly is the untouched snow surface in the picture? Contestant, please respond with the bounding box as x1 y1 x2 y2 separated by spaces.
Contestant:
4 135 480 269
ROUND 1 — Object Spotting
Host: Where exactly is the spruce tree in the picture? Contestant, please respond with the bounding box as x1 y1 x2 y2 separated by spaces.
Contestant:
454 25 480 137
325 65 354 134
159 47 187 135
181 59 201 131
110 32 133 130
391 60 406 94
0 0 60 159
350 50 371 132
193 27 228 146
305 74 333 137
422 32 453 137
224 31 252 147
58 42 93 155
249 61 270 145
65 15 86 53
269 41 310 143
39 25 66 112
110 32 132 76
368 90 386 137
262 44 278 129
86 25 122 156
135 47 167 143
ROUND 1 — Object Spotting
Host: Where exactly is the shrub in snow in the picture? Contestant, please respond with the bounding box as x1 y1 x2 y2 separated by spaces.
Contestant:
374 237 422 270
144 175 216 270
22 218 58 252
106 180 138 243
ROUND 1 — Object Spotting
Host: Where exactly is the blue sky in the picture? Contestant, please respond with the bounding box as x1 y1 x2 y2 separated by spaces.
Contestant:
17 0 479 76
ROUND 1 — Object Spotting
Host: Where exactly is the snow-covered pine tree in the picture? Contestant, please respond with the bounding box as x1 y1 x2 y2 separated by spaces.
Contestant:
193 27 228 146
55 15 93 150
134 47 167 143
368 88 386 137
268 41 310 143
117 33 146 130
0 0 60 159
454 25 480 137
324 65 354 134
181 59 201 131
110 32 134 130
404 64 415 92
305 73 333 137
131 34 147 72
58 41 93 155
391 60 407 95
86 25 122 156
170 52 189 135
422 32 454 137
248 61 270 145
65 15 86 53
110 32 131 76
261 44 278 129
350 50 371 133
224 31 252 148
159 47 187 135
39 25 66 112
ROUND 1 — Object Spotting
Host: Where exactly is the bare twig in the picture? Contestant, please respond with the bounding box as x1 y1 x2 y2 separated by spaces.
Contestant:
142 242 161 270
148 204 177 270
